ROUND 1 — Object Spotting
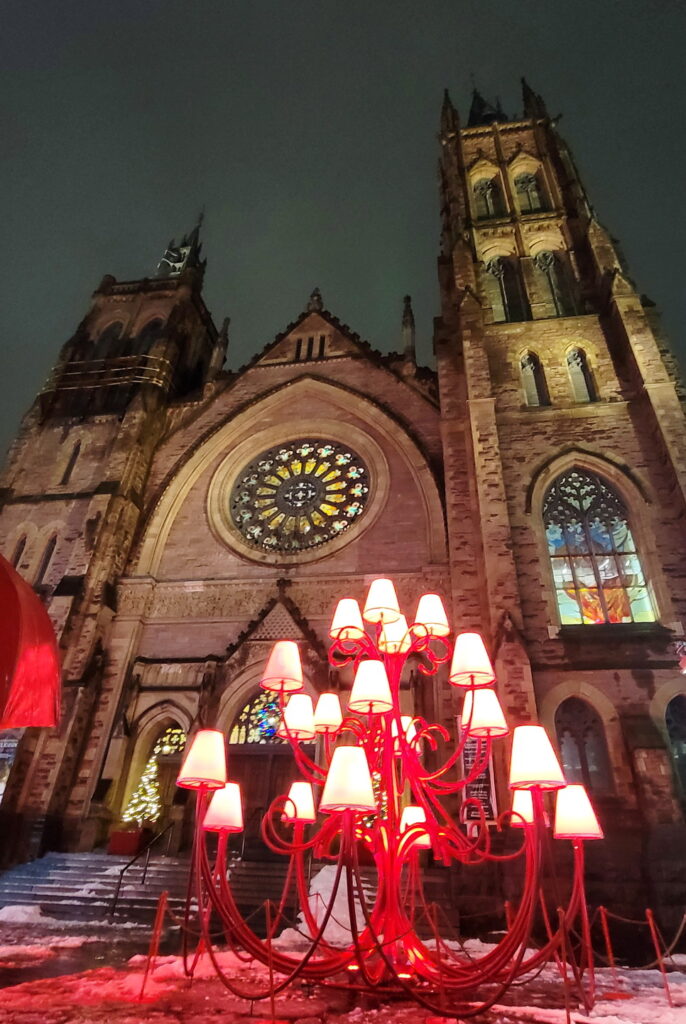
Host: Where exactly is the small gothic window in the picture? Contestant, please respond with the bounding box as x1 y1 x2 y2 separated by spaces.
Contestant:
473 178 504 219
514 172 546 213
11 535 26 569
485 257 530 323
60 440 81 486
534 251 577 317
567 348 597 403
229 691 284 745
93 322 124 360
543 468 655 625
555 697 612 794
34 535 57 587
520 352 550 407
666 694 686 796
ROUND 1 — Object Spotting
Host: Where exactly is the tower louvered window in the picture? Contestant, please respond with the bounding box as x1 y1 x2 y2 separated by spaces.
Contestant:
520 352 550 407
567 349 596 403
514 172 546 213
474 178 504 219
485 257 530 323
534 251 577 317
543 468 655 625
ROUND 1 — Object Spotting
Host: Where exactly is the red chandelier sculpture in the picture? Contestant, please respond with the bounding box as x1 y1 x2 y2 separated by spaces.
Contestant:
176 579 603 1018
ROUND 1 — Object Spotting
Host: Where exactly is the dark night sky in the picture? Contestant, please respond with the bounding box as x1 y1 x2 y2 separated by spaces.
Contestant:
2 1 685 458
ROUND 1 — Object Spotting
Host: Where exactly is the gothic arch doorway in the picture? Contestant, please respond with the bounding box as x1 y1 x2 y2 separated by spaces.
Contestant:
227 690 312 859
121 723 187 832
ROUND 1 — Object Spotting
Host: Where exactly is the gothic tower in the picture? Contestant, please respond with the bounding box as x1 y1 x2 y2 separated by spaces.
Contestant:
435 82 686 913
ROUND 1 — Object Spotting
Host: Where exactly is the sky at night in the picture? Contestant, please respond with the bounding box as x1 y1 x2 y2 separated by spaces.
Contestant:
1 1 685 458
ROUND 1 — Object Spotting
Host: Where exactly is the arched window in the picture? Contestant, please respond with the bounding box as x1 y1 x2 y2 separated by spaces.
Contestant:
514 172 546 213
485 257 530 323
534 251 577 317
520 352 550 407
567 348 597 403
11 535 27 569
473 178 505 219
34 535 57 587
135 318 164 355
555 697 612 794
543 468 655 625
60 440 81 486
93 322 124 360
122 724 187 826
229 691 284 745
666 695 686 796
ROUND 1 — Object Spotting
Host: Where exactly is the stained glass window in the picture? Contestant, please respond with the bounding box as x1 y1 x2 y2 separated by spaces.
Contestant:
555 697 612 794
229 691 284 745
543 468 655 625
230 439 370 553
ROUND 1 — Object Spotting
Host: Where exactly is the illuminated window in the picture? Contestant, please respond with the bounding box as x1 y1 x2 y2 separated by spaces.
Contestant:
230 439 370 554
543 468 655 625
555 697 612 794
229 691 284 745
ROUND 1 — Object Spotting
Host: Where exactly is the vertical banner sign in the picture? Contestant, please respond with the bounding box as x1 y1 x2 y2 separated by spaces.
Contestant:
458 716 497 822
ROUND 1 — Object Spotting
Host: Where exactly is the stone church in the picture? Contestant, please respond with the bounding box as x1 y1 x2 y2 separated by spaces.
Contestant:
1 82 685 918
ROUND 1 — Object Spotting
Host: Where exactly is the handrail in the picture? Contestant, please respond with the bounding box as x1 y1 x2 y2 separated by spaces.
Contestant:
108 822 175 920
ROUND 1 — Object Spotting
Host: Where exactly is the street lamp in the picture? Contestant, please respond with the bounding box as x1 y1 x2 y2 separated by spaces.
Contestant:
176 579 602 1016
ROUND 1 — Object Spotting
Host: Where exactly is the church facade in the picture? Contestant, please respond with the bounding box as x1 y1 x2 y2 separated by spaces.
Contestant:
1 83 685 919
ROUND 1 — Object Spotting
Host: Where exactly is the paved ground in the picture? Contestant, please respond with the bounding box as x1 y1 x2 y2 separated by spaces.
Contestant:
0 921 684 1024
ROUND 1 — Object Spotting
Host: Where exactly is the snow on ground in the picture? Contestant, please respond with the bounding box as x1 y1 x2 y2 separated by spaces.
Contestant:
0 938 683 1024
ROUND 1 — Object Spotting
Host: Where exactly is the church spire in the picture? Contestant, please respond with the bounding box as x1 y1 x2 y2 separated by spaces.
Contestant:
521 78 548 120
440 88 460 136
467 88 508 127
156 211 207 279
401 295 416 361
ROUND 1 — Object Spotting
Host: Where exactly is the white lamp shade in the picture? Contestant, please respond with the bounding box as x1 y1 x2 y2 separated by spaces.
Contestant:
554 784 604 840
329 598 365 640
313 692 343 734
449 632 496 688
320 746 376 813
391 715 418 754
282 781 317 824
348 660 393 714
177 730 227 790
413 594 450 637
508 725 566 791
260 640 304 693
203 782 243 832
400 805 431 848
510 788 535 827
462 688 509 738
379 614 411 654
277 693 316 740
362 578 401 623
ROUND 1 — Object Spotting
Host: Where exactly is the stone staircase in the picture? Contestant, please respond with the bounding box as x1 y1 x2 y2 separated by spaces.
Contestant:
0 851 192 925
0 851 304 928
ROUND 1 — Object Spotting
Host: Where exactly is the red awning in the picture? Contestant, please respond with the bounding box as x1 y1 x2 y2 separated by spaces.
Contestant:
0 553 60 729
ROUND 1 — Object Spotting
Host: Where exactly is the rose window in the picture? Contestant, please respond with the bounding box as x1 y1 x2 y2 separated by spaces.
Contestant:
230 440 370 553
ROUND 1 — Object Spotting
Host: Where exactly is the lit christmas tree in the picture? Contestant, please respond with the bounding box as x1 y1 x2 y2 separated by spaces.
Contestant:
122 726 186 827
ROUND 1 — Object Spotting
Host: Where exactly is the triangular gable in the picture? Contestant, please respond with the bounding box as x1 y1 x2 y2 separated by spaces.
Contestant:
246 303 382 370
225 583 327 662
